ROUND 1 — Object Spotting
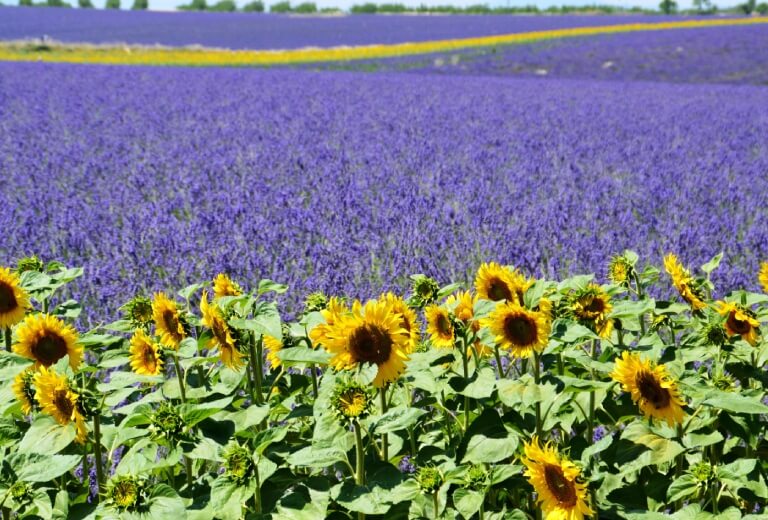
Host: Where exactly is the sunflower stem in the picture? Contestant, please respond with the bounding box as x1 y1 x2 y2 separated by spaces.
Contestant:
310 363 319 398
3 328 10 352
432 492 440 519
248 334 264 406
586 340 598 444
379 387 389 462
533 352 542 439
172 353 187 403
184 456 193 491
92 414 104 498
354 419 366 487
462 342 471 431
557 353 564 376
493 345 505 379
253 458 262 514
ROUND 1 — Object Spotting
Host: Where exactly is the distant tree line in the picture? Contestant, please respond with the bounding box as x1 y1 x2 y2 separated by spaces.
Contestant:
13 0 768 15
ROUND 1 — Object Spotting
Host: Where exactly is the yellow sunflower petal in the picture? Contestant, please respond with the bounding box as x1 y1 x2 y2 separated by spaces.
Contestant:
13 314 82 370
33 366 88 444
152 292 186 349
483 302 551 358
425 304 454 349
0 267 31 329
129 329 163 376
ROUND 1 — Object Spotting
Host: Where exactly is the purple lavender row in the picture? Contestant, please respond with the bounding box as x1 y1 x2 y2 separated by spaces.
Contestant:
0 62 766 327
0 7 695 50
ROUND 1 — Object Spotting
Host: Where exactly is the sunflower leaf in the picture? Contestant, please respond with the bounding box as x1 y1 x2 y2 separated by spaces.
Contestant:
18 416 76 455
11 453 81 482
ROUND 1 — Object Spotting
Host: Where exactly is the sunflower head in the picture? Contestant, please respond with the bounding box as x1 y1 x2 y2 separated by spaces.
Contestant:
715 301 760 346
447 291 477 325
33 366 88 443
200 291 244 371
304 291 329 313
16 255 44 274
522 436 593 520
14 314 81 370
380 293 419 354
475 262 530 304
151 401 185 440
570 285 614 339
760 262 768 294
323 298 410 387
483 302 551 358
425 304 455 349
123 296 154 329
610 351 686 426
331 380 374 423
108 475 147 512
12 368 37 415
129 329 164 377
608 254 634 286
416 466 443 493
408 274 440 308
213 273 242 299
690 461 714 485
263 334 284 370
223 443 254 484
0 267 31 329
664 254 707 310
309 296 350 349
152 292 187 349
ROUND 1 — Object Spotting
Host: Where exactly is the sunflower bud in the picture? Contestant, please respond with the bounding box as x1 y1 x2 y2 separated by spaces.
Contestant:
107 475 146 511
331 381 373 424
151 402 185 440
223 443 254 484
701 322 728 347
416 466 442 493
608 255 634 286
123 296 154 329
10 481 33 503
690 462 714 484
304 291 329 313
16 255 44 274
408 274 440 308
465 464 489 491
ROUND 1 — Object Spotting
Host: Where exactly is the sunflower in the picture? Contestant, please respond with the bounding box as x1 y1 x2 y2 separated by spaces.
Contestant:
759 262 768 294
213 273 242 299
483 302 551 358
424 304 454 348
610 351 686 426
309 296 350 349
608 255 633 286
152 292 186 349
664 254 706 311
34 366 88 443
263 334 283 369
447 291 477 325
200 291 244 370
715 301 760 346
570 284 614 339
331 380 374 423
129 329 163 376
475 262 531 304
321 298 410 387
522 436 593 520
12 368 37 415
380 293 420 353
0 267 30 329
13 314 81 370
123 296 154 329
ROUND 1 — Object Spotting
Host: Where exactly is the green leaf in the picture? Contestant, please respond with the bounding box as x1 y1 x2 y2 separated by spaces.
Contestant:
218 404 269 432
258 279 288 295
682 431 723 449
180 397 233 427
370 406 426 435
617 422 684 472
287 446 348 468
210 476 255 520
276 347 332 365
700 253 723 275
18 416 76 455
702 392 768 414
332 481 392 515
146 484 186 518
458 408 518 464
459 367 496 399
667 474 699 502
453 488 484 519
552 319 599 343
609 299 655 319
274 478 331 520
11 453 81 482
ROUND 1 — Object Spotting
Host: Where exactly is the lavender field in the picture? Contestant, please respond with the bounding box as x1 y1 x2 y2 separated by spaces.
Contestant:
2 58 767 326
0 7 688 49
405 24 768 85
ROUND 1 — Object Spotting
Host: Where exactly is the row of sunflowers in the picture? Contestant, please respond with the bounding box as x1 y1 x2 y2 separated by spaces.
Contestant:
0 252 766 519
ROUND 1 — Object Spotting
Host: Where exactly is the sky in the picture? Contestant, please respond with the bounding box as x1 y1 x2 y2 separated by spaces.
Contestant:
81 0 714 11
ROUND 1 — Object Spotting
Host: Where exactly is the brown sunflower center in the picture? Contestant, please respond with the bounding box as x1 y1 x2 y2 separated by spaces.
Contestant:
727 313 751 335
487 278 513 302
583 297 605 315
143 345 157 372
0 281 18 313
212 318 229 345
437 313 452 337
503 314 537 346
543 463 577 507
32 332 68 366
53 388 74 420
349 323 393 365
163 310 181 336
635 370 671 409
